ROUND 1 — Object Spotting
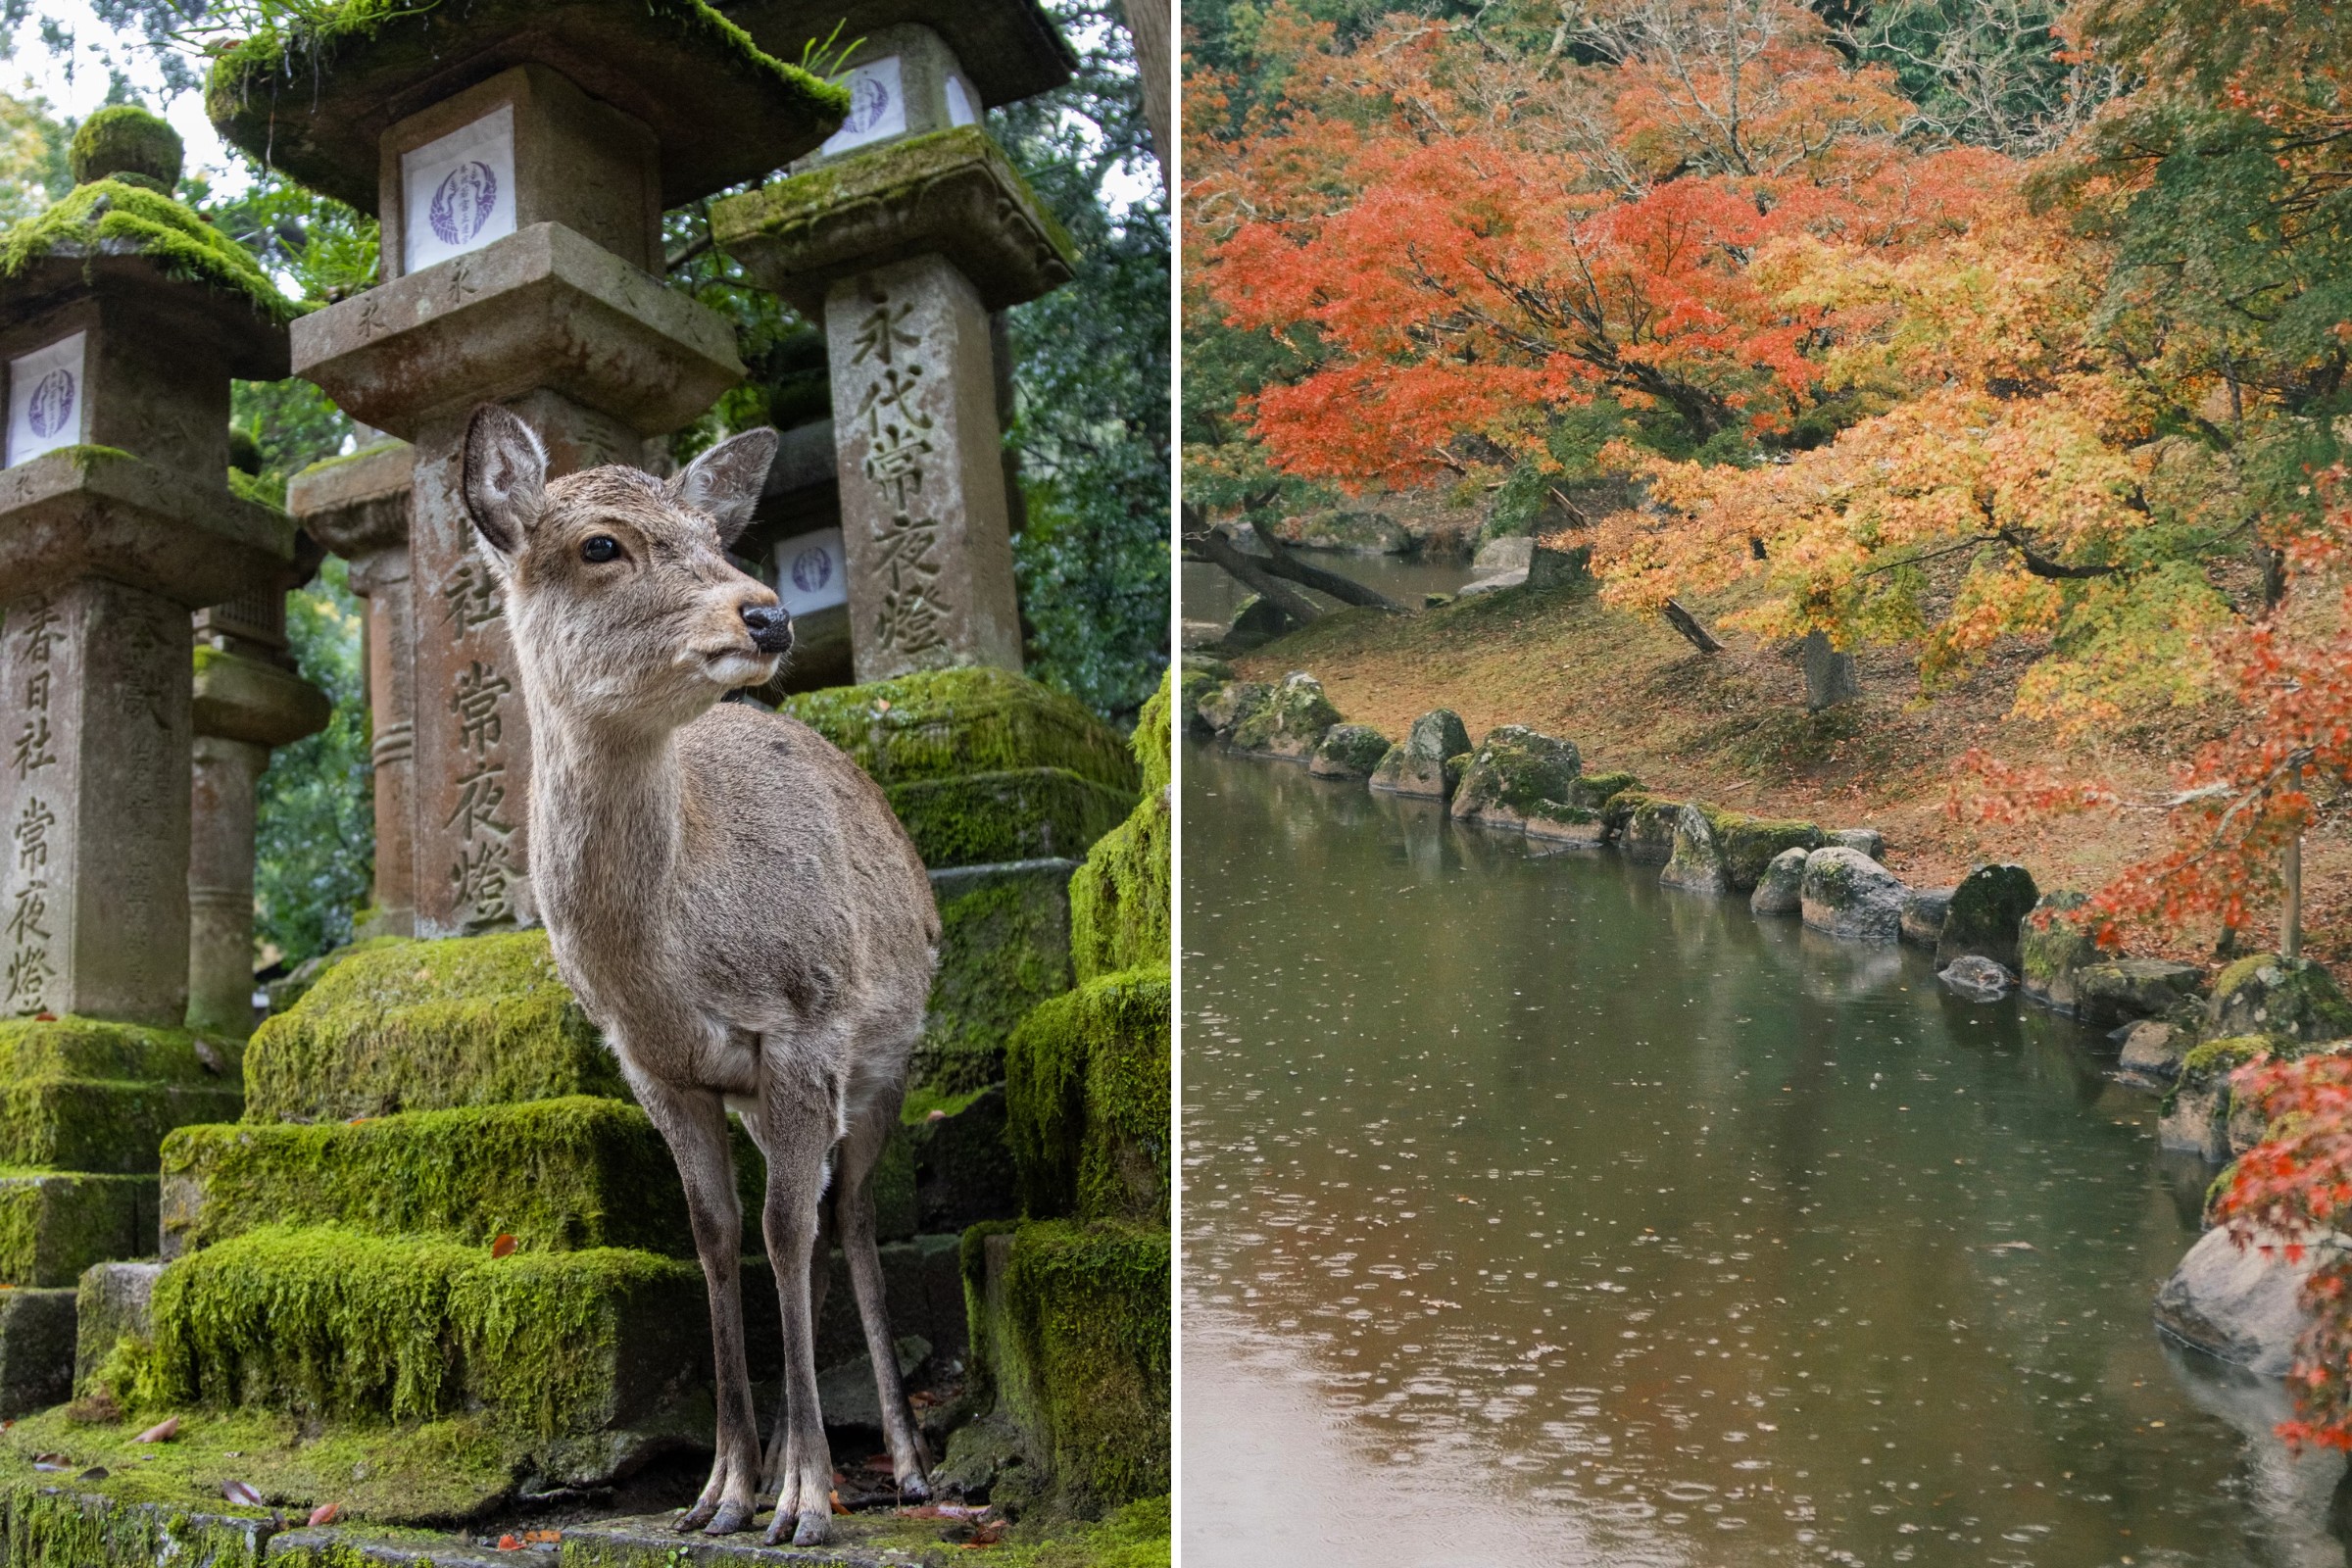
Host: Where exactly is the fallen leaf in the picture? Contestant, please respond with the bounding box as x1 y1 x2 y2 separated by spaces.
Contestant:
308 1501 340 1526
830 1488 848 1516
862 1453 896 1473
525 1530 559 1544
345 1116 368 1127
490 1233 518 1259
77 1467 106 1481
496 1534 521 1551
32 1011 53 1022
134 1417 178 1444
222 1480 264 1508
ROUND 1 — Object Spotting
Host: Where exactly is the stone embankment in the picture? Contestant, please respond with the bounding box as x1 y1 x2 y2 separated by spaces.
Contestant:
1184 654 2352 1388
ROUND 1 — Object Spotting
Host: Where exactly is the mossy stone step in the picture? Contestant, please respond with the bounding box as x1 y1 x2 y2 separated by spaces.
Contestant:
782 667 1140 795
0 1079 244 1174
924 860 1077 1096
0 1016 243 1086
242 931 622 1124
0 1287 76 1417
1005 970 1170 1225
886 766 1135 869
0 1171 156 1287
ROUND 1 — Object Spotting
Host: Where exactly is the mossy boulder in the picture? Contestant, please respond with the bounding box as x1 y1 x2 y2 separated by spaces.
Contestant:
1617 794 1683 864
2209 954 2352 1044
1229 671 1341 760
1069 674 1172 986
1751 846 1809 915
241 932 619 1124
1196 679 1270 737
1450 726 1582 833
1368 709 1471 800
1524 801 1606 846
1660 804 1734 895
1005 971 1169 1226
1936 863 2039 971
1308 723 1391 780
0 1290 76 1417
2076 958 2204 1028
1900 888 1953 949
1800 847 1905 945
883 769 1136 869
0 1173 155 1288
1719 818 1825 893
2018 891 2099 1013
925 861 1079 1095
961 1219 1170 1519
783 667 1139 796
71 107 182 189
1573 771 1642 811
2160 1036 2268 1161
1177 662 1226 733
1271 509 1408 555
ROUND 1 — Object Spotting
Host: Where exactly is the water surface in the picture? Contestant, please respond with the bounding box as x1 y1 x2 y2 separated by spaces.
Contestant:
1181 553 1483 629
1181 741 2346 1567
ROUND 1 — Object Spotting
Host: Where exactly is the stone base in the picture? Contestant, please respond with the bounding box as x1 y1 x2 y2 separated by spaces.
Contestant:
0 1078 243 1174
74 1260 158 1396
924 861 1076 1096
1004 971 1170 1225
0 1171 156 1286
781 668 1138 801
885 767 1135 869
0 1287 75 1417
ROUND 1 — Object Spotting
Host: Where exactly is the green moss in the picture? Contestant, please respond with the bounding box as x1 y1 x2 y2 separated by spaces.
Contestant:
2180 1034 2268 1086
716 126 1078 264
0 179 296 323
1572 770 1642 810
1601 788 1657 835
964 1219 1170 1519
70 106 182 189
151 1226 702 1435
1229 672 1340 758
0 1172 153 1287
988 1495 1171 1568
886 768 1137 869
1718 817 1824 893
242 931 621 1123
1069 679 1172 985
1004 971 1170 1225
924 865 1077 1096
0 1015 240 1085
785 667 1139 794
1454 726 1581 820
1132 669 1172 799
0 1478 272 1568
2211 953 2352 1043
0 1078 243 1174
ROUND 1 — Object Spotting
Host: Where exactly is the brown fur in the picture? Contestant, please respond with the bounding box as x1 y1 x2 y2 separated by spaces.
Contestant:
461 406 940 1545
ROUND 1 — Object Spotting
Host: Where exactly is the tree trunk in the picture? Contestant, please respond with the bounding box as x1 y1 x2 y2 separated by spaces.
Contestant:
1801 630 1860 711
1246 528 1407 612
1661 599 1724 655
1183 529 1323 628
1121 0 1172 180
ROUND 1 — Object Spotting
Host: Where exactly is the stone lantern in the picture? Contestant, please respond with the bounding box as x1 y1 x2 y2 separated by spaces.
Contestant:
711 9 1078 684
208 2 846 939
0 109 300 1024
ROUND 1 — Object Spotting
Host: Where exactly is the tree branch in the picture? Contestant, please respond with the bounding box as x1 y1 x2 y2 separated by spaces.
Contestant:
1183 528 1326 627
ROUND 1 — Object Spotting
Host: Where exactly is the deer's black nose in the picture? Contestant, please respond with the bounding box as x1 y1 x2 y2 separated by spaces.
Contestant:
741 602 793 656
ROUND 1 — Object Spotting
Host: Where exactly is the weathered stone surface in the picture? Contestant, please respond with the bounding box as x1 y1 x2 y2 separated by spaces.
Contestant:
1451 726 1582 833
1827 827 1885 859
2077 958 2204 1028
1456 566 1527 597
73 1259 157 1396
0 1287 74 1416
910 1085 1019 1238
186 734 268 1041
882 767 1133 869
0 1173 154 1288
1900 887 1953 950
1230 671 1340 760
1307 723 1391 780
2161 1036 2266 1160
1472 536 1534 574
1196 679 1270 738
1368 709 1470 800
1799 847 1905 945
2154 1225 2315 1377
715 127 1075 317
2118 1019 2188 1086
1177 658 1226 733
1718 816 1825 893
2211 954 2352 1045
1660 805 1730 895
1005 969 1168 1225
1528 541 1591 589
1938 955 2014 1003
1523 803 1607 846
923 858 1076 1094
2019 891 2099 1013
1750 847 1809 915
1936 862 2039 971
1271 509 1407 556
782 666 1138 794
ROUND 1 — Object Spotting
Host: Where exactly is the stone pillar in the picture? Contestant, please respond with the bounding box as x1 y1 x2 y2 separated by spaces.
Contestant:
186 735 267 1036
712 40 1077 686
290 440 416 938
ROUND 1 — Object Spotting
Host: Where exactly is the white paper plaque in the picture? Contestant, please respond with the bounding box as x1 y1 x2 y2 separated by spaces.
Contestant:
821 57 907 155
775 527 850 615
944 74 977 127
6 332 85 466
402 105 516 274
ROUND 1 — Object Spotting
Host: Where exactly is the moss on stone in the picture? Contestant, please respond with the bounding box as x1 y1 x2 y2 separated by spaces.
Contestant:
2019 891 2099 1010
0 1171 153 1287
1229 671 1341 760
241 931 620 1124
886 768 1136 869
924 865 1077 1096
71 107 182 189
0 1079 243 1175
786 667 1139 794
987 1495 1171 1568
0 178 296 323
0 1478 273 1568
1004 971 1170 1226
1069 677 1172 986
150 1226 701 1435
1132 670 1172 800
2210 953 2352 1043
1572 770 1642 811
1718 817 1825 893
963 1219 1169 1520
721 124 1077 260
0 1015 240 1086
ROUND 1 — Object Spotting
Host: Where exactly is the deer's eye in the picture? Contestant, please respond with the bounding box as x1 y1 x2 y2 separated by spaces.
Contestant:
581 535 620 564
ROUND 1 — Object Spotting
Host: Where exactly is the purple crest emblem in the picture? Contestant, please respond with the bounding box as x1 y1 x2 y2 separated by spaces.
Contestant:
845 73 891 133
26 368 74 439
791 545 835 595
428 161 499 247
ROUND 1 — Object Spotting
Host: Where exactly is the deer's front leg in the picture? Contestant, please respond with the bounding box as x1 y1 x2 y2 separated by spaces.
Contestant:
631 1070 760 1536
835 1096 933 1496
756 1070 843 1547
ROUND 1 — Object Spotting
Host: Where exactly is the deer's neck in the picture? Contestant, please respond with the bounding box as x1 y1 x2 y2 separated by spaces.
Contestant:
527 710 684 944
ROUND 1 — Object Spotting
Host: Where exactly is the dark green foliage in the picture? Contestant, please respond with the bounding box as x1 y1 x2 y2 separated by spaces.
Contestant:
253 557 373 967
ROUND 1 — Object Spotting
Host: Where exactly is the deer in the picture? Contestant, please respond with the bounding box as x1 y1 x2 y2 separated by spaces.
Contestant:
459 403 940 1546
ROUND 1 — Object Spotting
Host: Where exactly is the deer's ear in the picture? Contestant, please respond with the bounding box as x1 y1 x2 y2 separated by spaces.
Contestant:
462 403 548 560
667 426 777 547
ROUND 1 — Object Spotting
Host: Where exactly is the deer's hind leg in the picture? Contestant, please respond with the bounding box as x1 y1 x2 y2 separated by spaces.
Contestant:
834 1079 934 1497
754 1043 849 1547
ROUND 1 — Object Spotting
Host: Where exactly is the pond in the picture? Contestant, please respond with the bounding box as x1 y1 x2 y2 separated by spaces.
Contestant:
1180 739 2348 1568
1181 552 1486 630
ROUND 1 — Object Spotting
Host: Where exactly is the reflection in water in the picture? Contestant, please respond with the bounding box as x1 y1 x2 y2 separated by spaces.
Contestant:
1181 741 2346 1567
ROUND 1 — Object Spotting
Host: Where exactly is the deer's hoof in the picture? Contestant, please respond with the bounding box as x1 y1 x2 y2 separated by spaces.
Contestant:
703 1498 752 1536
794 1508 830 1546
677 1500 716 1533
898 1471 932 1502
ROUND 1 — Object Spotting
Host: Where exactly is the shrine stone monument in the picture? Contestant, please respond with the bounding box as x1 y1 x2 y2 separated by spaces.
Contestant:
712 20 1078 682
209 1 847 937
